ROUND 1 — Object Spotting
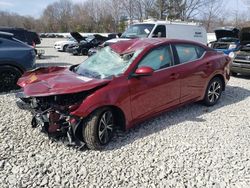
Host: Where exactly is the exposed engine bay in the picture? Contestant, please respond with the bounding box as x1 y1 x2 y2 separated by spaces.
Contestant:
16 91 90 149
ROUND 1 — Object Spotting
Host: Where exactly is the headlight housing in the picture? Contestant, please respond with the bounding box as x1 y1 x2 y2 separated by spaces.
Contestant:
229 52 236 59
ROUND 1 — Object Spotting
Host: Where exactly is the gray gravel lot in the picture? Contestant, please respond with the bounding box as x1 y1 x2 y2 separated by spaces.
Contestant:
36 38 87 67
0 39 250 187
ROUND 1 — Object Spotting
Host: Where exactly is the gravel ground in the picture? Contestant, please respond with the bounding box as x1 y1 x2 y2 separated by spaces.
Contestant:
36 38 87 67
0 39 250 187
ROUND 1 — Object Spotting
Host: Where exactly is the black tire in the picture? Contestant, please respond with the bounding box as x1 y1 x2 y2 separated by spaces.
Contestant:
82 108 115 150
0 66 22 92
231 71 238 77
202 77 223 106
81 48 88 56
63 45 68 52
72 50 79 56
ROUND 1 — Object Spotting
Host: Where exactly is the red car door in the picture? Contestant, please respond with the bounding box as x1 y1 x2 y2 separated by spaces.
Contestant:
128 45 181 120
173 44 209 103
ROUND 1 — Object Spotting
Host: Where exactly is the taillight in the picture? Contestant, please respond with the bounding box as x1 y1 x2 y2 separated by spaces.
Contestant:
32 41 35 48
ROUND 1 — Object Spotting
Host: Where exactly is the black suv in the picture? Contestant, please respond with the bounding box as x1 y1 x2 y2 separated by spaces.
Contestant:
0 27 41 46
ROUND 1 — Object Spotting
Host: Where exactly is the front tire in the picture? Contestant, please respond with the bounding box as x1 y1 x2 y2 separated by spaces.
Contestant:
63 45 68 52
0 66 22 92
203 77 223 106
82 108 115 150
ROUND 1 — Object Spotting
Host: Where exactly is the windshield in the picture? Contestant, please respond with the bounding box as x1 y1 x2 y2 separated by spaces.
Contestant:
75 47 143 79
121 24 155 39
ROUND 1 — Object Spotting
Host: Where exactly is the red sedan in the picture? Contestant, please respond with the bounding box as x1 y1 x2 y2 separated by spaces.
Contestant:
17 38 231 150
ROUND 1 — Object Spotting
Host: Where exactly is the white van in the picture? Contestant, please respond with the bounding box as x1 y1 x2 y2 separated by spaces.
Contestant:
106 20 207 45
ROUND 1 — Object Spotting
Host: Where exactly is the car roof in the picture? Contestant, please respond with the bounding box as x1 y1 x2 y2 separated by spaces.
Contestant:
0 31 14 37
0 31 14 40
132 21 199 26
0 27 26 31
110 38 206 54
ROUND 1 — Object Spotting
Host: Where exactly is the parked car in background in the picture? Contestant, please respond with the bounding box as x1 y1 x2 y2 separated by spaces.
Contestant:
209 27 240 55
0 27 41 46
230 27 250 76
104 20 207 46
67 34 111 55
0 32 36 92
54 32 87 52
16 38 231 150
87 33 120 56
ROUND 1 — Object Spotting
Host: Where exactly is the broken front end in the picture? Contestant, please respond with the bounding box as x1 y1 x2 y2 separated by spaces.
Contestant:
16 91 88 148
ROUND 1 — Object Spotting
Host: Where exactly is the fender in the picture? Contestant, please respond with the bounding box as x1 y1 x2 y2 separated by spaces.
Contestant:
70 78 132 127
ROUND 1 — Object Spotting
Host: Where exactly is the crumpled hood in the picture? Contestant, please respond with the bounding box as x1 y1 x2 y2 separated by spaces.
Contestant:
17 66 110 97
105 38 130 45
215 28 239 40
240 27 250 45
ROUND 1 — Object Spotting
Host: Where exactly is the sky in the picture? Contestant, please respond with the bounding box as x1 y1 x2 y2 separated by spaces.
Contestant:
0 0 249 19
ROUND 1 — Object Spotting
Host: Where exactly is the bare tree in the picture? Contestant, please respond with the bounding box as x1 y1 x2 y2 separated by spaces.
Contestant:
108 0 123 31
121 0 136 23
154 0 168 19
142 0 155 19
201 0 222 32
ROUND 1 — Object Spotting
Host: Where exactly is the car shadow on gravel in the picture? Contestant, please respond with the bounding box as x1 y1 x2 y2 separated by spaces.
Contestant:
37 55 59 60
106 85 250 151
36 46 52 48
0 90 20 96
232 75 250 80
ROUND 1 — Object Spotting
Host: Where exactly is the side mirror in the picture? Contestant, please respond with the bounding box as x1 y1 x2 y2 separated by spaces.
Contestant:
132 66 154 77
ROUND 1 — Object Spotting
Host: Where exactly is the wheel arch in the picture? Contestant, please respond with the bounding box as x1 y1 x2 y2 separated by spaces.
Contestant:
211 74 225 91
89 105 126 131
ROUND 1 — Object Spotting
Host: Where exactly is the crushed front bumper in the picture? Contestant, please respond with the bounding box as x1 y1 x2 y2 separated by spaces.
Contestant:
16 94 85 149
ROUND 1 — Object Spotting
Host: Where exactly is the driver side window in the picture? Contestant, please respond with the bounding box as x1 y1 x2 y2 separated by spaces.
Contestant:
138 45 173 71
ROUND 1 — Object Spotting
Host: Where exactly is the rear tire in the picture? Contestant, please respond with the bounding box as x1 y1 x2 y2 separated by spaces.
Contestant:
0 66 22 92
81 48 88 56
82 108 115 150
202 77 223 106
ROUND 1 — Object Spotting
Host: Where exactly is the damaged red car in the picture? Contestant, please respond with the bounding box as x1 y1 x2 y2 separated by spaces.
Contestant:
16 38 231 150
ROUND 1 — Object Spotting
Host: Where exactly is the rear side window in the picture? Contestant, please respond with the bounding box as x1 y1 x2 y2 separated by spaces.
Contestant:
153 25 166 37
175 44 205 64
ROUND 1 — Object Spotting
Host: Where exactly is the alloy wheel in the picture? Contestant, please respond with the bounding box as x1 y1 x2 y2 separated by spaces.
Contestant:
208 81 221 103
98 111 114 145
